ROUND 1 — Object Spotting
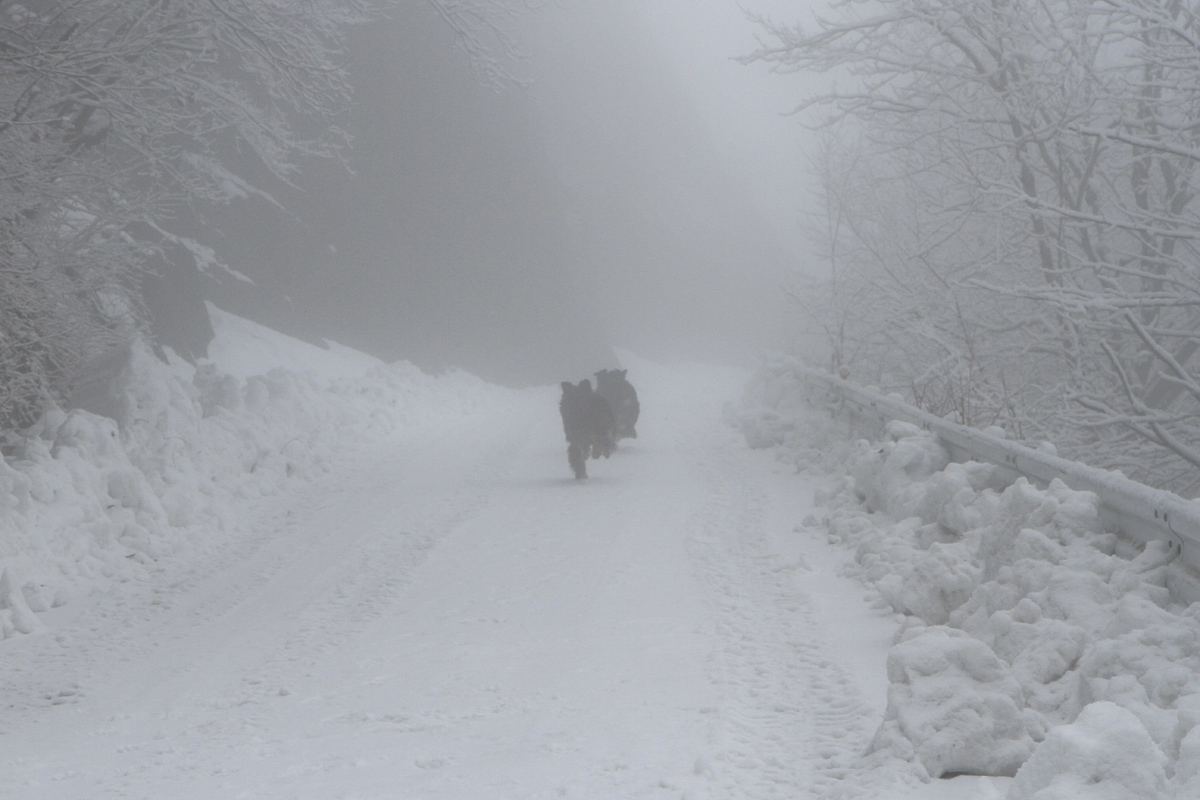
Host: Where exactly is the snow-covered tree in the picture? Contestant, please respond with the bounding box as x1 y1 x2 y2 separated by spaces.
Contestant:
0 0 533 431
0 0 366 427
756 0 1200 492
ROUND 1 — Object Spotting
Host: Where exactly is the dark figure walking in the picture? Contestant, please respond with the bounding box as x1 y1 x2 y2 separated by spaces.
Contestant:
595 369 640 440
559 379 616 479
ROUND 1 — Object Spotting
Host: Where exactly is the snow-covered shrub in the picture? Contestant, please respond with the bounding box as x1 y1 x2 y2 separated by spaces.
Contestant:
849 421 951 519
726 355 858 464
734 359 1200 796
732 407 794 449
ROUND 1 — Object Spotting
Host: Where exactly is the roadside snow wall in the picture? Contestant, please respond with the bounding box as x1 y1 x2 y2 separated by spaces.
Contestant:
731 355 1200 798
0 338 508 641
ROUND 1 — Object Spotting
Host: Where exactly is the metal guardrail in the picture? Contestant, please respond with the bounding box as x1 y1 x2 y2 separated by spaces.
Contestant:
794 364 1200 602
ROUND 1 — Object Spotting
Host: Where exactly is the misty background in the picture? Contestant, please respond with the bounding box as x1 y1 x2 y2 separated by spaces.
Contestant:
176 0 819 386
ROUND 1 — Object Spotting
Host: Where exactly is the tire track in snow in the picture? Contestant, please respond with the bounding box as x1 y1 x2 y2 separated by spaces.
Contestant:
96 459 508 793
250 460 499 674
0 405 532 796
688 442 878 800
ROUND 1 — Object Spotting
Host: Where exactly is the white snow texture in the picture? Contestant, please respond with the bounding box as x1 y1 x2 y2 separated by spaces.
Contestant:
732 355 1200 799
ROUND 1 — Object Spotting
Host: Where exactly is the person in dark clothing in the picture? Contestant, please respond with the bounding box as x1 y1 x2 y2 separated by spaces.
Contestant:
594 369 640 440
559 379 616 479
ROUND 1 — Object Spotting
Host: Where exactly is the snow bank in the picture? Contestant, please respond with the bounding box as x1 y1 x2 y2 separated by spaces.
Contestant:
873 624 1036 779
732 355 1200 797
1007 701 1169 800
0 310 511 641
204 301 385 381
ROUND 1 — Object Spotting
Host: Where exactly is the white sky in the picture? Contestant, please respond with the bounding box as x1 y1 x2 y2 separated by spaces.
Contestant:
519 0 843 364
632 0 835 265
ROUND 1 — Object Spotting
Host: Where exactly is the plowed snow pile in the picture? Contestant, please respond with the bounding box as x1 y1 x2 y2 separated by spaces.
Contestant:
0 306 509 642
732 355 1200 800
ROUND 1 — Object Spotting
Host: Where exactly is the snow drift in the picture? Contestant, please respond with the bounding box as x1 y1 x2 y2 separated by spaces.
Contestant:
732 355 1200 798
0 307 510 642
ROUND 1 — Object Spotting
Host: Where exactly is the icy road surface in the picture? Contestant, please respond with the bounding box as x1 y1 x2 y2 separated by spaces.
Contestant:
2 365 914 799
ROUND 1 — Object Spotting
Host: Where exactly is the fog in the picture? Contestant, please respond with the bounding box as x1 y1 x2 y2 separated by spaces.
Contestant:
522 0 811 368
187 0 825 385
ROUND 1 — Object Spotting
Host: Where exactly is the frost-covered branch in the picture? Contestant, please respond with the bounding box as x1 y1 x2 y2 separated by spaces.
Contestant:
756 0 1200 491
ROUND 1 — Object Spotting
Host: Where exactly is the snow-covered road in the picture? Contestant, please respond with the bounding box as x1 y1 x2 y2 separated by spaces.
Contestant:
1 364 904 799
